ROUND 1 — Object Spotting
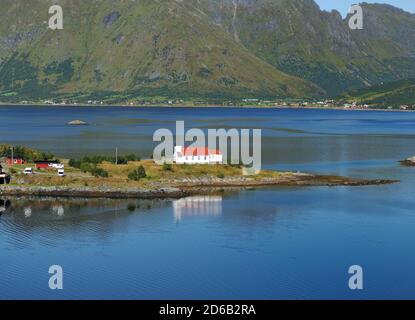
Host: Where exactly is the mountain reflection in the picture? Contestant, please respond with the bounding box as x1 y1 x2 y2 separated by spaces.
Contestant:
173 196 223 222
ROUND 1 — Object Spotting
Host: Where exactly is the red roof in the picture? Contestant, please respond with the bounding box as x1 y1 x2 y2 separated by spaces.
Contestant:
183 147 222 156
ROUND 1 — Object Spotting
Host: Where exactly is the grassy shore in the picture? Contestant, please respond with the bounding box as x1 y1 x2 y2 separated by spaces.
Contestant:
0 159 397 199
4 159 288 189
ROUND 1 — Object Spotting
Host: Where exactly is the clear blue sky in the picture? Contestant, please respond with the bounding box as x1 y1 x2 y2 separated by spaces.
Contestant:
315 0 415 15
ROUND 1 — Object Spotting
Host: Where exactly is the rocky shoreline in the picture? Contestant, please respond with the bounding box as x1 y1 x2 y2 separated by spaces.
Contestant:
0 185 189 199
0 174 397 200
169 173 396 188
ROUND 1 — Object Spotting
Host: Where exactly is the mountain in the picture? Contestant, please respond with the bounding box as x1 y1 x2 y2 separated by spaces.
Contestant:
345 79 415 106
200 0 415 96
0 0 414 103
0 0 321 102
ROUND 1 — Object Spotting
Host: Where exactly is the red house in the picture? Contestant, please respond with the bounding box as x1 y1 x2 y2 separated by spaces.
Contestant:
35 160 59 170
35 161 51 170
6 158 26 166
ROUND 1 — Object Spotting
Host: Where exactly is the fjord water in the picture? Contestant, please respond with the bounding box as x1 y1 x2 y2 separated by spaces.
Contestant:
1 106 415 299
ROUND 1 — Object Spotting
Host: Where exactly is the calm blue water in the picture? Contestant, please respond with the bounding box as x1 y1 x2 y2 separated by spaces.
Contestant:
1 106 415 299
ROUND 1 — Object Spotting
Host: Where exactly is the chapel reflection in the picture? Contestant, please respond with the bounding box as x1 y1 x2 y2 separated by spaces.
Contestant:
173 196 223 222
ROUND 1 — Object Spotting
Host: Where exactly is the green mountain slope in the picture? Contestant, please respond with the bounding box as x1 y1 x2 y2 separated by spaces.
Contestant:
1 0 414 102
201 0 415 95
0 0 322 102
345 79 415 106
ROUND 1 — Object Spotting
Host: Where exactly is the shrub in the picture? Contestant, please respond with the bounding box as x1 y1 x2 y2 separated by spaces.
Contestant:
128 166 147 181
116 156 126 165
80 162 94 173
71 154 140 167
125 154 140 162
69 159 81 168
90 167 109 178
162 163 173 171
0 144 55 162
217 173 225 179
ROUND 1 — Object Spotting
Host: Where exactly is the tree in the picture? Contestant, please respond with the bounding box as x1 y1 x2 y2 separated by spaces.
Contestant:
128 166 147 181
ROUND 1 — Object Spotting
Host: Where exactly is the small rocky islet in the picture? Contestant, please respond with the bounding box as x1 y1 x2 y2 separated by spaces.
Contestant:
400 156 415 167
67 120 89 126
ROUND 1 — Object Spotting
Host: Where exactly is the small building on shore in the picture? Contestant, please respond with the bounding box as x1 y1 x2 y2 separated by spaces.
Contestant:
35 160 61 170
174 146 223 165
6 158 26 166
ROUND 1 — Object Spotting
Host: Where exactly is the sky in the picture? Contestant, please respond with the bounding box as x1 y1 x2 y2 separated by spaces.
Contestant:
315 0 415 15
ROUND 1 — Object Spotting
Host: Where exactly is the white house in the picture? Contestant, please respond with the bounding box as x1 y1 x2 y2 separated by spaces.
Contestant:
174 146 223 165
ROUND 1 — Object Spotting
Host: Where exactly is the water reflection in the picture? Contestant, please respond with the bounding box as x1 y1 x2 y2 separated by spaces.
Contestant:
0 199 11 215
0 197 170 227
24 207 32 218
0 197 177 252
173 196 223 222
52 204 65 217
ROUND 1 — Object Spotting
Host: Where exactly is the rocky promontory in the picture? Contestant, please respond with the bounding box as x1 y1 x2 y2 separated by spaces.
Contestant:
0 173 398 200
